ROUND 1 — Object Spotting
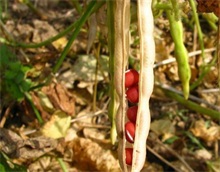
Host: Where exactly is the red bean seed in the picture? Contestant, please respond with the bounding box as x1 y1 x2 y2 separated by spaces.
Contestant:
125 122 135 143
126 85 139 103
125 148 133 165
125 69 139 88
127 106 138 123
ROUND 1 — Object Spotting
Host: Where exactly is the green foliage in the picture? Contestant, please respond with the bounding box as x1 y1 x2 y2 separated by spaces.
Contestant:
0 0 8 20
185 131 204 149
0 152 27 172
0 44 33 101
164 136 179 144
0 0 2 20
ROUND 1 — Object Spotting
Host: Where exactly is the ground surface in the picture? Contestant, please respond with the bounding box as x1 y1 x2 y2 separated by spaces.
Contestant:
0 1 219 172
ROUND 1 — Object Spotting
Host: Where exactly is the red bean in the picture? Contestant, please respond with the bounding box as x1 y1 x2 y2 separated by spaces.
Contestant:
127 106 138 123
125 69 139 88
125 122 135 143
126 85 139 103
125 148 133 165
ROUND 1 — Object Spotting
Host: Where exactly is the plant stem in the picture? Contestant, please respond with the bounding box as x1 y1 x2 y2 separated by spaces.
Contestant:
93 43 101 112
155 3 172 10
52 0 101 74
14 22 76 48
218 19 220 89
202 13 218 31
107 0 117 145
57 158 68 172
71 0 82 14
24 91 43 124
159 84 220 120
22 0 47 19
190 54 217 90
170 0 180 21
189 0 205 60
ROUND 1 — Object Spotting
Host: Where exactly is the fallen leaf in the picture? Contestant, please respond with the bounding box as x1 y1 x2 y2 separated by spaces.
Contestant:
150 118 175 141
38 91 54 113
190 120 220 144
42 82 75 116
58 55 109 88
52 36 68 51
194 149 212 160
41 110 71 139
69 138 120 171
0 128 57 159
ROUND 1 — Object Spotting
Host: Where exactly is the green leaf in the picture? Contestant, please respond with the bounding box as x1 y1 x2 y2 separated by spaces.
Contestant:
164 136 179 144
185 131 204 149
4 70 17 80
21 65 31 73
14 71 25 84
0 163 6 172
20 79 32 92
0 45 16 70
0 152 27 172
8 62 22 72
0 45 11 66
5 80 24 100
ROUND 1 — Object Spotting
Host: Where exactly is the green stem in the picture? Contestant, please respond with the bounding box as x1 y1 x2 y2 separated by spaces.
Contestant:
218 20 220 88
190 54 217 90
22 0 46 19
13 22 76 48
71 0 82 14
170 0 180 20
188 0 205 60
202 13 218 31
159 84 220 120
52 0 101 74
2 2 105 49
107 0 117 144
57 158 68 172
93 44 101 112
155 3 172 10
24 91 43 124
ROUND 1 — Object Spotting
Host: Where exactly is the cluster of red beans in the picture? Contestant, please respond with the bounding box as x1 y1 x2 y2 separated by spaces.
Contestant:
124 69 139 165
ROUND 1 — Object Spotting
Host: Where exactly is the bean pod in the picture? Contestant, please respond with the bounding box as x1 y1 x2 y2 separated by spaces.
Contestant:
114 0 155 171
114 1 130 171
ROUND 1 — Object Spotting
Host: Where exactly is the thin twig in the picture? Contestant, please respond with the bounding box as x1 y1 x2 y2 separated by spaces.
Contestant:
146 145 183 172
23 110 107 136
154 48 216 68
218 13 220 88
156 139 195 172
79 123 110 129
71 110 107 123
0 102 14 128
197 88 220 93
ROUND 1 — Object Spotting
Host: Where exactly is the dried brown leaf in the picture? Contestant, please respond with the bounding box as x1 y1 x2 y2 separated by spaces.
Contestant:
190 120 220 144
70 138 120 171
42 82 75 116
150 118 175 141
0 128 57 159
196 0 220 16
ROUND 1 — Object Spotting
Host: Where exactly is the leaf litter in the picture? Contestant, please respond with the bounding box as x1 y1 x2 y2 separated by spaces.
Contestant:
0 0 220 171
